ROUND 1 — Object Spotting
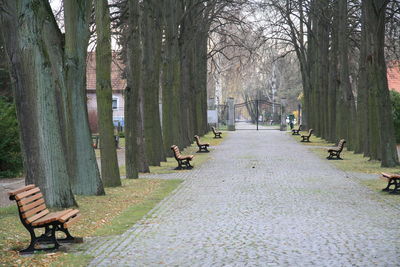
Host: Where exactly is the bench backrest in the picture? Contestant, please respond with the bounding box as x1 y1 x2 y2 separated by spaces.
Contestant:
211 126 217 134
171 145 181 159
8 185 49 225
307 129 314 137
297 125 302 131
337 139 346 151
194 135 201 146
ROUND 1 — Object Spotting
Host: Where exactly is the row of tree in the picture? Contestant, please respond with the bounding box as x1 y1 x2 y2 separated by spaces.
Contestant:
0 0 243 207
262 0 400 167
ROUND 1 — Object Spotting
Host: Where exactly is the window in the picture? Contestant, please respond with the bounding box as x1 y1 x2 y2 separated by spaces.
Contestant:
112 97 118 110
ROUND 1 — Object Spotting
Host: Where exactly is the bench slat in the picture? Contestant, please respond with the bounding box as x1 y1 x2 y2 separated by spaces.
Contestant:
59 209 80 223
30 210 71 226
15 187 41 201
7 184 36 197
63 214 81 228
22 203 47 219
25 209 49 224
381 172 400 179
19 198 45 212
18 192 43 206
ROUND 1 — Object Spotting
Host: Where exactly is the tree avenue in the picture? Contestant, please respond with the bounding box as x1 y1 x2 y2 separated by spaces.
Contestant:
0 0 399 208
263 0 400 167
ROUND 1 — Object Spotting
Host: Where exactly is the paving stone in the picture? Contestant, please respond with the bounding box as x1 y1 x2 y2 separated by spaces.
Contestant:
79 125 400 266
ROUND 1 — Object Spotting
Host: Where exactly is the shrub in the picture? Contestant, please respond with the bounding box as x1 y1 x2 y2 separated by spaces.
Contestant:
390 90 400 144
0 98 22 178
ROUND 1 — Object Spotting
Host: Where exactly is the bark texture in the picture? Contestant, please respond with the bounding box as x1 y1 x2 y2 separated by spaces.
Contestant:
65 0 105 195
95 0 121 186
0 0 76 207
363 0 398 167
142 0 165 166
125 0 149 178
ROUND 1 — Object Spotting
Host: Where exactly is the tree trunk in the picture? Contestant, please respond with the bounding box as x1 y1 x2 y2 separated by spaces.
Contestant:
0 0 76 207
162 0 182 155
336 0 356 149
355 1 368 154
125 0 149 177
327 1 338 143
95 0 121 187
142 0 166 165
363 0 399 167
65 0 105 195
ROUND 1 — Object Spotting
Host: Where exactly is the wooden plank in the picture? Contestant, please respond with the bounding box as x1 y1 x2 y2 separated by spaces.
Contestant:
25 209 49 224
59 209 79 223
31 210 69 226
15 187 40 201
63 214 81 228
7 184 36 196
20 198 45 212
381 172 400 179
23 204 47 219
18 192 43 206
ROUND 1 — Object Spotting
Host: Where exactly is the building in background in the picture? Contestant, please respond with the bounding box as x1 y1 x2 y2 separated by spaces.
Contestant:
86 52 126 133
388 62 400 93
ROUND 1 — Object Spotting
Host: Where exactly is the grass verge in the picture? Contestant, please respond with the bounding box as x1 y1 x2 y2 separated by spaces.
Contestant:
290 130 335 146
291 132 400 203
0 178 182 267
120 131 227 175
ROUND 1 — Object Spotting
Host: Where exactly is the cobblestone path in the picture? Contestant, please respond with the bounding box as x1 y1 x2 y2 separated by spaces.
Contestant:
83 128 400 266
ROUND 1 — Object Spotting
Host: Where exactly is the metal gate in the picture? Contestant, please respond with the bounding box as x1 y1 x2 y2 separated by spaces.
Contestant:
234 100 281 130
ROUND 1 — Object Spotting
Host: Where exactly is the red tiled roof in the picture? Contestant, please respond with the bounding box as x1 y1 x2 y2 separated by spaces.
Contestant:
388 62 400 93
86 52 126 91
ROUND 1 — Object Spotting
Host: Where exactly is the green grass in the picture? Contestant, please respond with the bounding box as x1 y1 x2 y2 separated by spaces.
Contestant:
0 178 182 267
290 131 335 146
311 147 400 174
119 131 227 175
94 179 182 236
293 132 400 203
50 254 94 267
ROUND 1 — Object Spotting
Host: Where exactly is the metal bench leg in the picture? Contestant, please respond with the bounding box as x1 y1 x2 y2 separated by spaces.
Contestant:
186 160 192 168
382 179 396 191
390 180 399 194
20 228 38 254
178 160 183 169
20 224 60 254
56 226 83 243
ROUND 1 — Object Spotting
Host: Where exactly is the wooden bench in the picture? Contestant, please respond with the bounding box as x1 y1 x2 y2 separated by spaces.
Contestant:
8 185 82 254
300 129 314 142
211 126 222 138
380 172 400 194
194 135 210 152
327 139 346 160
171 145 194 169
291 125 302 135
